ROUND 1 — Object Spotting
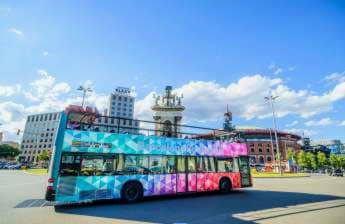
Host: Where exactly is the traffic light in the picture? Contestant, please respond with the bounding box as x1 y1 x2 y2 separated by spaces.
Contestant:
17 129 21 135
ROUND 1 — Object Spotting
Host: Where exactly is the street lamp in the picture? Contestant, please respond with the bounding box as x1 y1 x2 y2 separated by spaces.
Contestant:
265 95 283 175
77 86 92 108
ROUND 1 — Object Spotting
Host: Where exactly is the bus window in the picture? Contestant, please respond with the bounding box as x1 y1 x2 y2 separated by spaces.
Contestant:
115 154 124 174
162 156 176 174
187 157 196 173
149 155 163 174
59 154 81 176
123 155 149 175
79 155 115 176
207 157 216 172
177 157 185 173
233 157 240 172
137 155 149 174
217 157 234 172
196 157 204 172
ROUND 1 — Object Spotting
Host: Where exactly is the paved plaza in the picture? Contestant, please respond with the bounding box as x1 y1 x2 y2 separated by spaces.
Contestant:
0 170 344 224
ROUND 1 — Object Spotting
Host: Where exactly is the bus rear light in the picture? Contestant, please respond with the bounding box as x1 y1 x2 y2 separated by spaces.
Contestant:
48 178 54 183
47 186 53 191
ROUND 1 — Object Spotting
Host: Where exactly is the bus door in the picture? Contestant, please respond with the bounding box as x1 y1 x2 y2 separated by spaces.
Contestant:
238 156 252 187
56 154 81 199
177 156 197 193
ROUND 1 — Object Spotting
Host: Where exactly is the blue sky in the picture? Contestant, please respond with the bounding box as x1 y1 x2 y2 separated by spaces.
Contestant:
0 0 344 142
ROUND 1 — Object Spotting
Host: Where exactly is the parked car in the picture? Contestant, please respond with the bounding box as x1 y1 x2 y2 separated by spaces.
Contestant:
2 162 16 169
330 169 344 177
10 164 24 169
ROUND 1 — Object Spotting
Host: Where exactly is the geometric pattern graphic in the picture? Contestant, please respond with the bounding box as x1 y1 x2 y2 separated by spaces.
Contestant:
61 130 248 156
55 130 246 203
56 172 242 203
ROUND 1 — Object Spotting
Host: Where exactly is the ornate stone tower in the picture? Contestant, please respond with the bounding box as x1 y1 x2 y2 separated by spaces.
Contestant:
151 86 185 137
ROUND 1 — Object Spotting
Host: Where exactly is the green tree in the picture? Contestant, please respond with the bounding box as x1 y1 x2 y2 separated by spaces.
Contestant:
339 157 345 169
0 144 20 158
296 151 307 169
329 154 340 169
306 152 317 170
287 149 296 161
37 150 50 162
316 152 327 169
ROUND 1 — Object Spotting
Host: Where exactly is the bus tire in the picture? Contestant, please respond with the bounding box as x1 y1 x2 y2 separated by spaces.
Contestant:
219 177 232 193
121 181 143 203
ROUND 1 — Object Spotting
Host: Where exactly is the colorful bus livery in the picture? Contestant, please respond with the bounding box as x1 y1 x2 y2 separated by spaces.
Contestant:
46 109 252 204
64 130 248 156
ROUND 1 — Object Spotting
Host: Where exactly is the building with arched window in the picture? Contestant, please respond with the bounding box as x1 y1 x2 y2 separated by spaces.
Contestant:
234 127 302 165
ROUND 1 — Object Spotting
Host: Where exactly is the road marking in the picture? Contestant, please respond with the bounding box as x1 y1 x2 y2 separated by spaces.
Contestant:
0 182 44 189
233 199 345 222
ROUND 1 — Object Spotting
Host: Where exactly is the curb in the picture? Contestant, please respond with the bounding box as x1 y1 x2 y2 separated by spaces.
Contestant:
23 170 48 176
253 176 311 179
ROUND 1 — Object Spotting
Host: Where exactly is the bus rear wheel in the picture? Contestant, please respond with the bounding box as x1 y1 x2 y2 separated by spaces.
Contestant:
121 182 143 203
219 178 232 193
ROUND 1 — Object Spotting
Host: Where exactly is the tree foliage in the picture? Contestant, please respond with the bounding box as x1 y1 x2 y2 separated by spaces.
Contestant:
306 152 317 170
37 150 50 162
0 144 20 158
296 151 307 168
316 152 327 168
287 149 296 161
295 150 345 170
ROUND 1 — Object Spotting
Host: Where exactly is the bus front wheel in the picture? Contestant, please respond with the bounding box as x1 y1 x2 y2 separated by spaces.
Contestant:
121 181 143 203
219 178 232 193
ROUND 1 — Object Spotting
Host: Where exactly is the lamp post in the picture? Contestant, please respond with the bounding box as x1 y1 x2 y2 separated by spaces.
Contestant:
265 95 283 175
77 86 92 108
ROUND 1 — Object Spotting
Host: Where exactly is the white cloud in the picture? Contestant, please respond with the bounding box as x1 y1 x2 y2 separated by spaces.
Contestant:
305 118 335 126
284 128 317 137
273 68 283 75
339 121 345 126
8 28 24 37
135 75 345 123
33 69 56 94
323 72 345 83
0 84 21 97
42 51 49 56
268 62 295 75
0 101 26 124
23 69 68 102
2 71 345 142
285 120 299 127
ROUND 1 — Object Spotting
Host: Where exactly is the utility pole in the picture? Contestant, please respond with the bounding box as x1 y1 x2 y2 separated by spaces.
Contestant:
77 86 92 108
265 95 283 175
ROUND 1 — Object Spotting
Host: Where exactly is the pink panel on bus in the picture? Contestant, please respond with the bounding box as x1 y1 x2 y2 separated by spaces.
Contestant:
217 172 241 188
188 173 197 191
177 174 186 192
205 173 219 191
222 143 248 157
197 173 206 192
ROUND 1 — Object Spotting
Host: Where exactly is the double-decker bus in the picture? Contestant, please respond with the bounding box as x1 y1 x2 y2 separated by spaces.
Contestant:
45 106 252 204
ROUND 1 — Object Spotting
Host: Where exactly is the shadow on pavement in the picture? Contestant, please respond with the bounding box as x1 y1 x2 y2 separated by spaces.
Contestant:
54 190 345 224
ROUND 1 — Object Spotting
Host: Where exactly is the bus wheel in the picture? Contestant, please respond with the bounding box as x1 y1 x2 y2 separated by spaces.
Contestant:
219 178 232 193
121 182 143 203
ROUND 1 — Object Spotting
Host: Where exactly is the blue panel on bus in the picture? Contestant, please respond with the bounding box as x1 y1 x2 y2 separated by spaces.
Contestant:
61 130 248 157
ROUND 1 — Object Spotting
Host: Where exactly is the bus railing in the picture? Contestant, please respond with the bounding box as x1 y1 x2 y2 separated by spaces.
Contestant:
66 113 238 141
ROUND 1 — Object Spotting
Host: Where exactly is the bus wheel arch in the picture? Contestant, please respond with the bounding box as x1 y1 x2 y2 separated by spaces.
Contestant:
219 177 232 193
121 180 144 203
